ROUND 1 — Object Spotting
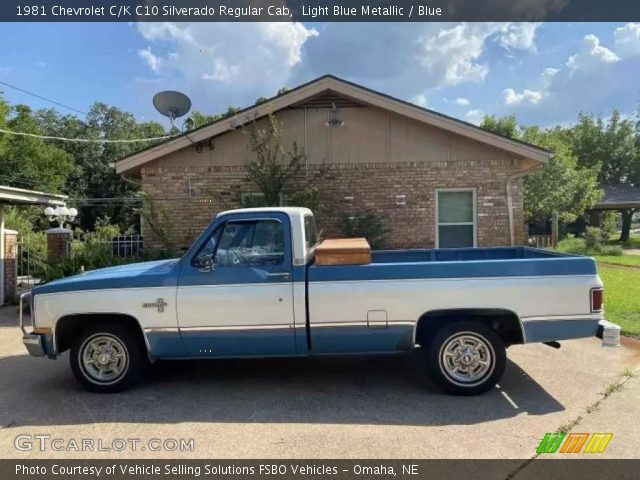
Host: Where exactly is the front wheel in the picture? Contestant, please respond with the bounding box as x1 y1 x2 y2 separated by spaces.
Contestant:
70 323 144 393
426 321 506 396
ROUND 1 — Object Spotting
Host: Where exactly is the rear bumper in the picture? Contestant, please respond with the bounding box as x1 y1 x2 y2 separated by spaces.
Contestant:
522 318 621 347
597 320 621 347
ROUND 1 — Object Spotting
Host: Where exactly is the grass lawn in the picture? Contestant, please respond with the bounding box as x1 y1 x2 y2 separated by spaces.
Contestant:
595 255 640 268
598 265 640 338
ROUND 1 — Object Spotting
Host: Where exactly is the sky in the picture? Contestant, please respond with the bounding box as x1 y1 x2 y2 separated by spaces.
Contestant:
1 22 639 128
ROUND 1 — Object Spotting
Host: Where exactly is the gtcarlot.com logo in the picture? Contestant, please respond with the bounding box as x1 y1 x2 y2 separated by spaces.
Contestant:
14 434 195 452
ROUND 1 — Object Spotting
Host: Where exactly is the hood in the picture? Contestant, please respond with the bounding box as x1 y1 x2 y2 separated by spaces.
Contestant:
33 258 181 296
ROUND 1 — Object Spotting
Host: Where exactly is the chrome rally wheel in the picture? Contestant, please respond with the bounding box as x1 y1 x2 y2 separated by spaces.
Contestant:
79 334 129 385
438 332 495 387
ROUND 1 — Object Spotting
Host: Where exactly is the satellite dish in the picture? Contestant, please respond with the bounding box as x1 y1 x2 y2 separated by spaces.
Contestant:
153 90 192 127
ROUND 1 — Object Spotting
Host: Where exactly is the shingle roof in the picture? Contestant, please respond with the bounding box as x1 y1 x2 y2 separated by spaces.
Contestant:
595 184 640 208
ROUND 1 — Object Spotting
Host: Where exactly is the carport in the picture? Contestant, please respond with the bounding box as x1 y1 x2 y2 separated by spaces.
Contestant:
591 185 640 241
0 185 67 306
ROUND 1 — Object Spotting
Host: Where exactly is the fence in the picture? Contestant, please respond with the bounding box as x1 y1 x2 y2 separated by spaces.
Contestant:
93 234 144 258
17 237 44 294
528 235 553 249
17 234 145 293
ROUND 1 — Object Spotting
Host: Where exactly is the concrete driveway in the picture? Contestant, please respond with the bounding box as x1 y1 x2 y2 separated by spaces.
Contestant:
1 305 639 460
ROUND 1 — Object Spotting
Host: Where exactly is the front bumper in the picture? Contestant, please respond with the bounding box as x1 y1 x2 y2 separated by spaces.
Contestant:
22 333 46 357
597 320 621 347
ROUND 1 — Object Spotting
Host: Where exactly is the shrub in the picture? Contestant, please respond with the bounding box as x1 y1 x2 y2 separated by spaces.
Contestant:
556 234 622 256
339 211 389 249
585 226 603 250
598 244 623 256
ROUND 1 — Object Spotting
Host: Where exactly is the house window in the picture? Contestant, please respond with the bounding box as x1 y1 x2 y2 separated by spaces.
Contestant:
436 189 476 248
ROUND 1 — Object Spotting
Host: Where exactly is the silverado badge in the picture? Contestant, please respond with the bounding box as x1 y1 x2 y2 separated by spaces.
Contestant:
142 298 168 313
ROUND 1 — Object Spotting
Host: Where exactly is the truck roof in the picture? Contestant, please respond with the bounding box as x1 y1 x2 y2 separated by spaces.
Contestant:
217 207 313 220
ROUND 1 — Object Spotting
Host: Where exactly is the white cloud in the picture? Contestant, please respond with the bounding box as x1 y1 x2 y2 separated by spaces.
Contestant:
502 31 637 124
454 97 470 106
566 34 619 73
136 22 318 105
416 23 541 89
614 23 640 56
466 109 485 124
138 47 163 73
418 24 496 86
497 23 541 51
411 94 428 108
503 88 543 105
541 67 559 86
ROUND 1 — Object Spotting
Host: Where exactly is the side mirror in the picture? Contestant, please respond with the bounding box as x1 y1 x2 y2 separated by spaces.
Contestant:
196 256 214 273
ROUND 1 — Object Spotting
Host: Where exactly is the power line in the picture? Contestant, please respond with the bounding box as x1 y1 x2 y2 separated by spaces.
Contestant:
0 80 88 116
0 127 172 144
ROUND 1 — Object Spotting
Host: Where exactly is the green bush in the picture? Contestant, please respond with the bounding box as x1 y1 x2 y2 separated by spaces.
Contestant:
339 211 389 249
556 234 623 256
597 244 624 256
37 217 172 283
585 226 603 250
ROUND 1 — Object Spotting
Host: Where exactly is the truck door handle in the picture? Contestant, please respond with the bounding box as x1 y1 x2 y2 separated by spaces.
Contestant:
267 272 290 279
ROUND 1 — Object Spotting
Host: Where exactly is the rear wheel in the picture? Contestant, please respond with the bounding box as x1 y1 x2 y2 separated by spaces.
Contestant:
426 321 506 396
70 323 144 393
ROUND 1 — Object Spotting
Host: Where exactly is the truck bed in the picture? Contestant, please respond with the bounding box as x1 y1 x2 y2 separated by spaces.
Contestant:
308 246 597 282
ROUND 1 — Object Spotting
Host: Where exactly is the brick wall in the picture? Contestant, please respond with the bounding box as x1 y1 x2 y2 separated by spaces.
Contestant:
46 229 72 263
4 231 17 304
140 157 527 251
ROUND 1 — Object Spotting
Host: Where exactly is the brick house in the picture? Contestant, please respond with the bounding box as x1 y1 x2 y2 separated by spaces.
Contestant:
115 75 551 251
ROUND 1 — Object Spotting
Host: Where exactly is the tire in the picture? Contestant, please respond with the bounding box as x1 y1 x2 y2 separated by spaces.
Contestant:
70 322 144 393
426 321 506 396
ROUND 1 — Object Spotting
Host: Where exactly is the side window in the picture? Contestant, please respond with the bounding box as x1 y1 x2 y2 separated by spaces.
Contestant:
214 220 285 267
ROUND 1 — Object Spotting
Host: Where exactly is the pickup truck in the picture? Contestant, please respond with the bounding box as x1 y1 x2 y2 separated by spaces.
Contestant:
21 207 617 395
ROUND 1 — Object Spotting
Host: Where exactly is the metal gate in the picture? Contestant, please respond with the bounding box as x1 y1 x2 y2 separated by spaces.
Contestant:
17 237 44 294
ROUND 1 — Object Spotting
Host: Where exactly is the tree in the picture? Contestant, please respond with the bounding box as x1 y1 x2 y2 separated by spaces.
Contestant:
190 111 221 128
480 115 519 138
481 115 602 224
521 127 601 223
1 104 74 193
571 111 639 241
244 114 306 206
37 103 166 231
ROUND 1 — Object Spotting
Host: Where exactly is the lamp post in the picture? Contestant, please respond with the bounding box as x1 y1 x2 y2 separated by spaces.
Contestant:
44 206 78 229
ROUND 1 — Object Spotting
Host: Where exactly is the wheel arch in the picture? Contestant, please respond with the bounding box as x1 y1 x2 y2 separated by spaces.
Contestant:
414 308 524 348
54 313 151 360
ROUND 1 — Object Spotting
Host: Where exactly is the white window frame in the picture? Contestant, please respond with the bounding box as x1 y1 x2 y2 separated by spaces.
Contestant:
435 188 477 248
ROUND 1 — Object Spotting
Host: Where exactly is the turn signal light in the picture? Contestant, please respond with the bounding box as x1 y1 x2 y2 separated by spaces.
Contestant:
591 288 604 312
33 327 52 334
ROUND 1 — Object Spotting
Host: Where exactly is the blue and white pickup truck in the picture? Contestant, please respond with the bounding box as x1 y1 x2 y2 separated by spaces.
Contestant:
21 207 616 395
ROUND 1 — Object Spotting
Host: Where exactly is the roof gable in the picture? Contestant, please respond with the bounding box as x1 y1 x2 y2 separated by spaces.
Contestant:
115 75 551 175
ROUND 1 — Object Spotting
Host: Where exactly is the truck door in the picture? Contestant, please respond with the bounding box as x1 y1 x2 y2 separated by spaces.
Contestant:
177 213 296 357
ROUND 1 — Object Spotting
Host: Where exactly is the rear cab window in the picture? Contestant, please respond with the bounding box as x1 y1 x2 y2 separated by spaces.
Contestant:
304 214 319 251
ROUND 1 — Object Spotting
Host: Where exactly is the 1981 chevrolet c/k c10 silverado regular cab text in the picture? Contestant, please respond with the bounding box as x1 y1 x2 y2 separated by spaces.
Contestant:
21 207 617 395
